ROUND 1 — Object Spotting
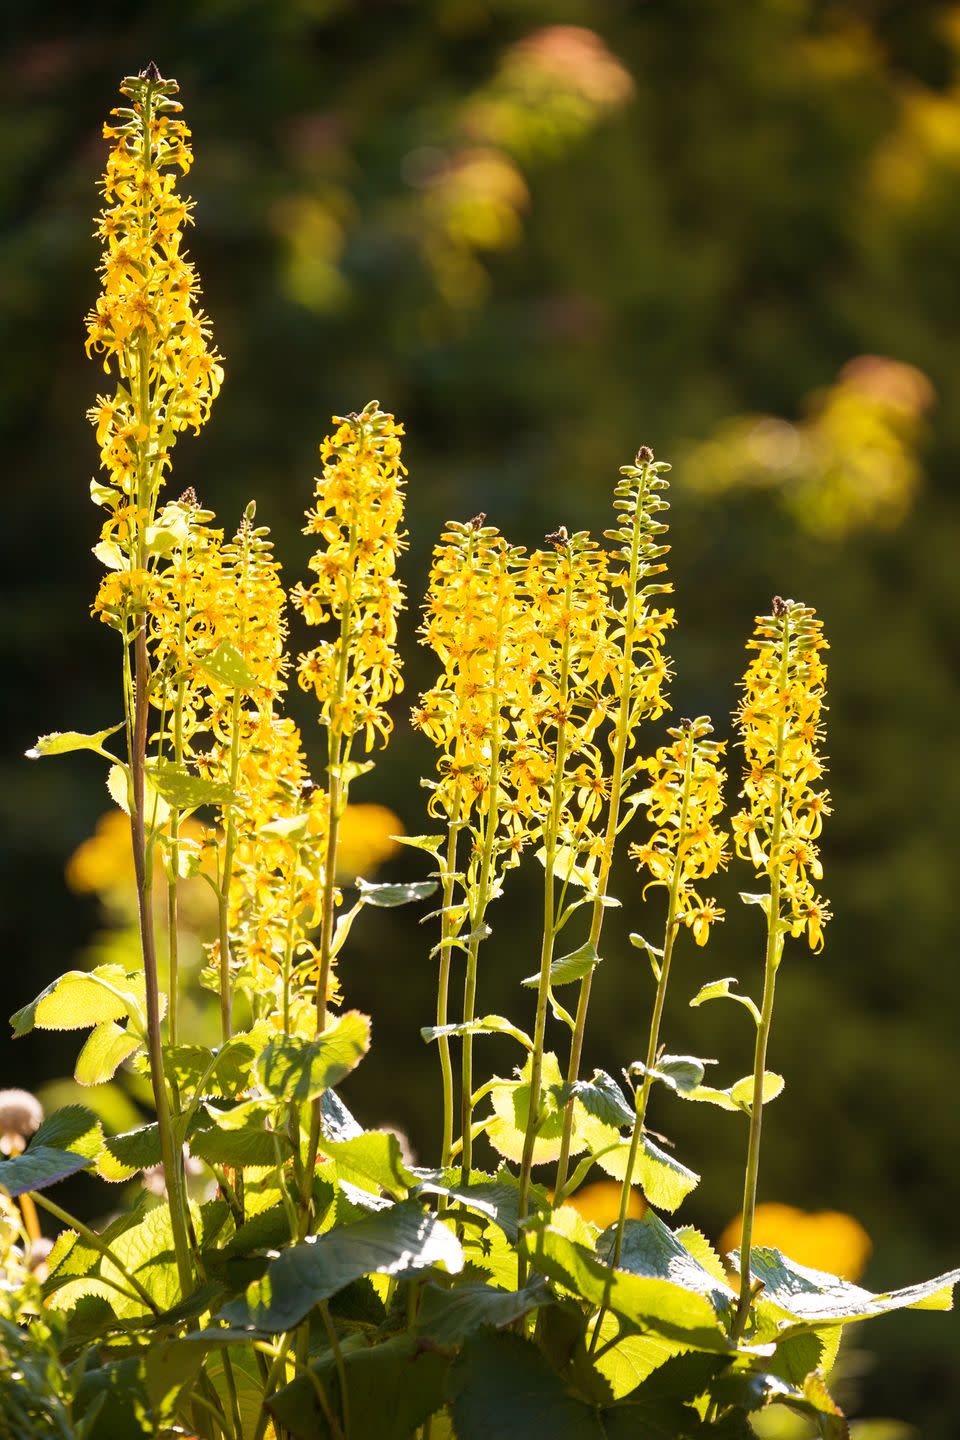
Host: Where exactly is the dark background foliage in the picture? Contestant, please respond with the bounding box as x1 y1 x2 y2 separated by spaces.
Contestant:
2 1 959 1431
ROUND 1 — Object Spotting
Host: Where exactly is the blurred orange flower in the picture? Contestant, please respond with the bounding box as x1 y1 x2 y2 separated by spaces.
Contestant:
720 1202 872 1282
566 1180 646 1230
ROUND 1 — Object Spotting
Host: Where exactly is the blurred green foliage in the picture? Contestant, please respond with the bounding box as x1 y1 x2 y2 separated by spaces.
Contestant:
3 0 960 1430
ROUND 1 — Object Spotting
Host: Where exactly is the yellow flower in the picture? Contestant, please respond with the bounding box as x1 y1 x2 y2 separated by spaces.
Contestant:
629 716 728 945
293 402 406 752
733 598 831 952
565 1180 646 1229
86 66 222 587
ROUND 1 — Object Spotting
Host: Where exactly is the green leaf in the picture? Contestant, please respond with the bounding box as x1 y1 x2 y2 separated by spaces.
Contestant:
148 760 234 810
268 1333 450 1440
413 1168 546 1244
739 1248 960 1327
221 1199 463 1331
595 1135 700 1212
560 1070 634 1130
728 1072 785 1110
106 762 171 827
318 1128 416 1197
11 966 148 1037
31 1104 102 1157
600 1212 736 1311
25 724 122 760
522 940 600 989
355 878 438 906
259 814 312 843
163 1036 258 1099
74 1021 141 1086
523 1227 730 1350
197 639 258 690
487 1052 613 1166
393 834 445 856
690 977 761 1026
591 1311 686 1400
447 1329 606 1440
421 1014 533 1050
190 1123 290 1169
417 1278 548 1345
535 844 598 891
256 1011 371 1102
631 1055 711 1095
99 1200 190 1317
0 1145 92 1196
97 1124 162 1182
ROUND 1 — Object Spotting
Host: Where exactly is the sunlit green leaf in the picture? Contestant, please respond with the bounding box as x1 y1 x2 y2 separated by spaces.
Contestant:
595 1135 700 1212
522 940 600 989
148 760 234 810
318 1128 416 1197
25 724 122 760
355 878 438 907
689 977 761 1025
739 1247 960 1327
74 1021 141 1086
97 1124 161 1183
190 1123 290 1169
256 1011 371 1103
421 1014 532 1050
197 639 258 690
11 966 148 1037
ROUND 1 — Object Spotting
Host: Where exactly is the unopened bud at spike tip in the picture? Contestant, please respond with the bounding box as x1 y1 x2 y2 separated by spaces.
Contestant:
139 61 162 82
635 446 655 465
772 595 787 618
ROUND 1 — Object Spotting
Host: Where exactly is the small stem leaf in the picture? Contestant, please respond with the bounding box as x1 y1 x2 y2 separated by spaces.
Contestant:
558 1070 634 1130
98 1124 162 1182
189 1124 291 1169
220 1200 463 1332
392 834 445 856
521 940 600 990
25 723 122 760
729 1072 785 1111
256 1011 371 1103
689 977 762 1026
421 1015 533 1051
196 639 258 691
354 878 438 907
629 1056 712 1095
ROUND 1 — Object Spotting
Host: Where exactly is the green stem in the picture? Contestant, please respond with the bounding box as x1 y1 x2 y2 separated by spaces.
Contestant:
459 554 510 1185
436 815 463 1172
517 558 575 1250
732 612 791 1343
555 466 652 1193
589 728 696 1353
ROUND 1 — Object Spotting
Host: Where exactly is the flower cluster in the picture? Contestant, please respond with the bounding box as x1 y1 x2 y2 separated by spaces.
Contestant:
603 452 675 748
630 717 728 945
507 530 618 864
413 517 524 829
293 402 407 751
733 597 831 951
86 66 223 619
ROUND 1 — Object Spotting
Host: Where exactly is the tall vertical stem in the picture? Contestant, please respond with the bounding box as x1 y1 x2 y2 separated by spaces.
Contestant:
555 468 651 1192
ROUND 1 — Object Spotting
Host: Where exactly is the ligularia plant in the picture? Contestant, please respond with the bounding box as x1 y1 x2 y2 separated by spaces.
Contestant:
3 65 957 1440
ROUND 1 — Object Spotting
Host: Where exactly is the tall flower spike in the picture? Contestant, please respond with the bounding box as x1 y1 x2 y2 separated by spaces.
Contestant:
730 597 830 1344
733 597 831 952
87 67 223 601
630 717 728 946
293 402 407 752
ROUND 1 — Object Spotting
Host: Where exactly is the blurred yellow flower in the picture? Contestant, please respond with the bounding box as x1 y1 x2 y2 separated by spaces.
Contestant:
335 804 404 880
66 811 137 895
720 1202 872 1282
566 1181 646 1230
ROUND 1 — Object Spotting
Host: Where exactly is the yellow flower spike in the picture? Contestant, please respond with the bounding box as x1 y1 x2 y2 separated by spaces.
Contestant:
293 401 407 752
86 66 222 583
629 717 729 947
733 596 831 954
